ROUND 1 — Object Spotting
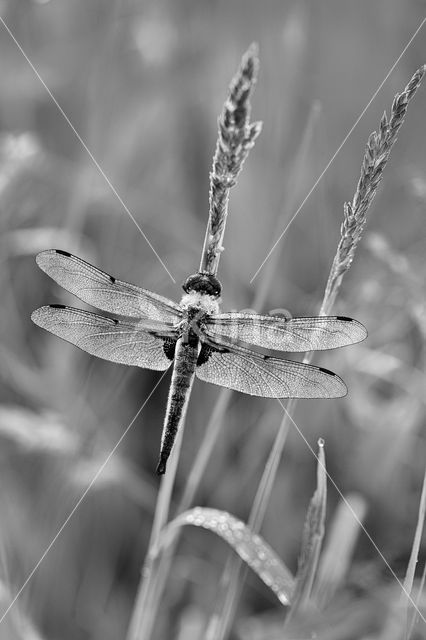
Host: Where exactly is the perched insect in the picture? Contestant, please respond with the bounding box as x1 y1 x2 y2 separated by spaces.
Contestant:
31 250 367 474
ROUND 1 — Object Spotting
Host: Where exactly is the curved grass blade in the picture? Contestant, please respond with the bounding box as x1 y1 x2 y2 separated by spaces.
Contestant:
159 507 294 606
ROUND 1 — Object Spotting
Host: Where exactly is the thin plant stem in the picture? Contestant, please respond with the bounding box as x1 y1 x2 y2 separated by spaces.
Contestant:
126 404 187 640
401 469 426 628
253 100 322 312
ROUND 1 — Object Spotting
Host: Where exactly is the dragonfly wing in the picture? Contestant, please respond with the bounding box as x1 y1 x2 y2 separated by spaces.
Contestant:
204 314 367 352
196 339 347 398
36 250 182 322
31 305 177 370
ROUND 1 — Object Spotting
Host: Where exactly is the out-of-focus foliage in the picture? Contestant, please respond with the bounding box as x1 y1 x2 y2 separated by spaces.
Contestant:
0 1 425 638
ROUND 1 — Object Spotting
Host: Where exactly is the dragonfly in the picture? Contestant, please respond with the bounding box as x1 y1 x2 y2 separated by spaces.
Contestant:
31 249 367 474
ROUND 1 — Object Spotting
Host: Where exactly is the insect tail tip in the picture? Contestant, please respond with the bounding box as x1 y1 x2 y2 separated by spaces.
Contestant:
156 459 167 475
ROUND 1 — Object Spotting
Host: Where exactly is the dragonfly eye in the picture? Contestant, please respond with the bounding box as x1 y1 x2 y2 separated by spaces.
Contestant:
182 272 222 297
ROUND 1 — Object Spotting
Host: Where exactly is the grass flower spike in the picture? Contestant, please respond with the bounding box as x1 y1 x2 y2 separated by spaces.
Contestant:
324 65 426 312
200 44 262 275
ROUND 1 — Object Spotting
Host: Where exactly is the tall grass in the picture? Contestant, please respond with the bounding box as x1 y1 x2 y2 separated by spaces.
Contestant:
1 3 426 639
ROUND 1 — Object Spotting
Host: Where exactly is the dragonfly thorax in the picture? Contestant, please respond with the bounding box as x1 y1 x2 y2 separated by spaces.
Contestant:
180 291 220 317
181 272 221 317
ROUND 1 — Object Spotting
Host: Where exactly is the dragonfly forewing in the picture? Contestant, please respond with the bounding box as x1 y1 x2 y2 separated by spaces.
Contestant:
31 305 177 370
204 314 367 352
36 250 182 323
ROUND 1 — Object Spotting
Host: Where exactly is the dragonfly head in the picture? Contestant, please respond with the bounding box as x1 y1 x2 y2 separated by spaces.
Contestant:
182 272 222 299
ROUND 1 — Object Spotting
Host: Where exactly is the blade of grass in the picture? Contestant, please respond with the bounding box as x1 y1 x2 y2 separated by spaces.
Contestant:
159 507 295 606
401 469 426 636
407 562 426 640
312 492 367 608
288 439 327 616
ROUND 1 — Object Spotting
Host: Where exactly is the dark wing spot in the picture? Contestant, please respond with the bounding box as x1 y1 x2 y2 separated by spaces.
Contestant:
162 338 176 361
50 304 66 309
111 318 119 325
109 274 116 283
319 366 337 376
197 343 229 366
55 249 72 257
336 316 352 322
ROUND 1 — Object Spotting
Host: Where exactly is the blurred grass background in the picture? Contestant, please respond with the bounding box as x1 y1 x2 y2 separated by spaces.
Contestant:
0 0 425 638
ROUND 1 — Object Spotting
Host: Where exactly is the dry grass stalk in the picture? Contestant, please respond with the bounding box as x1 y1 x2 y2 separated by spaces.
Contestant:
200 43 262 275
323 64 426 314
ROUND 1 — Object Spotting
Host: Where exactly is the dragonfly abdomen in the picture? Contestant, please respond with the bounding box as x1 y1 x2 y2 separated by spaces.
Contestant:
156 336 200 475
